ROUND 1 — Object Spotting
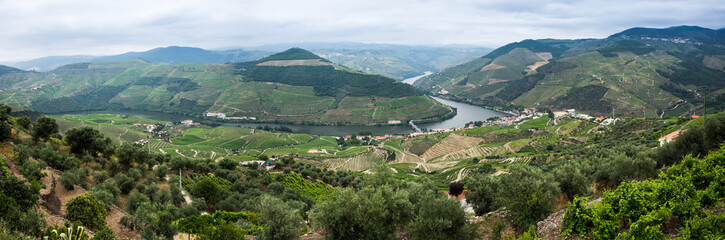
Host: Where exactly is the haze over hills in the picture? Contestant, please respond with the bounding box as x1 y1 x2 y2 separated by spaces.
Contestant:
7 46 273 72
7 43 490 81
0 48 452 125
414 26 725 118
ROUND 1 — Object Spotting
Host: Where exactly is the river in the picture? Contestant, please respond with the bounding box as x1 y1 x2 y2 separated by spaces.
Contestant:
59 74 503 136
402 71 432 84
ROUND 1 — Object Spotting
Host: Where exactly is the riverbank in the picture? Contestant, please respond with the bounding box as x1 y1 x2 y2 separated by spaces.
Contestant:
430 94 516 116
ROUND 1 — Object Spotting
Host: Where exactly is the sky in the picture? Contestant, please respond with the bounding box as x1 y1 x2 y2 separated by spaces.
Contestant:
0 0 724 62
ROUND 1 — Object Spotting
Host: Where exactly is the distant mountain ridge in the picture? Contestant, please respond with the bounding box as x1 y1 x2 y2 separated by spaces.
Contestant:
0 48 452 125
9 46 272 72
7 43 490 80
414 25 725 118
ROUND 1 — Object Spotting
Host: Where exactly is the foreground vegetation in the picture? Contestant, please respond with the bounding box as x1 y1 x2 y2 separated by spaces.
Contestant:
3 102 725 239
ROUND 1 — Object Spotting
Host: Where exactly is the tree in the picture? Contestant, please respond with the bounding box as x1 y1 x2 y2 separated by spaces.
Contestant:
218 158 237 170
198 221 247 240
16 116 31 129
0 104 11 122
0 122 10 141
116 143 151 169
386 151 396 162
65 127 114 157
448 182 464 198
132 202 180 239
66 193 108 230
117 175 135 194
466 174 501 216
126 190 150 214
553 162 591 200
312 186 413 240
407 191 474 240
60 169 88 190
257 195 302 240
498 164 559 232
0 175 42 235
33 116 58 141
191 177 221 204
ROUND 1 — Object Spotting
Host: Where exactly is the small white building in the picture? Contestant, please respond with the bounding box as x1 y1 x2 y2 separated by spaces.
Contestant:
181 120 194 125
205 112 226 118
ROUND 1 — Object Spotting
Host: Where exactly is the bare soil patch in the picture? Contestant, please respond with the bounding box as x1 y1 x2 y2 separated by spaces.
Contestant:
527 61 549 73
536 52 553 61
488 78 509 85
480 63 506 72
256 59 334 67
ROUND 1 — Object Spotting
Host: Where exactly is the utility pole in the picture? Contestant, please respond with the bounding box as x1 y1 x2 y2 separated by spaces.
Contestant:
179 168 182 190
703 91 707 120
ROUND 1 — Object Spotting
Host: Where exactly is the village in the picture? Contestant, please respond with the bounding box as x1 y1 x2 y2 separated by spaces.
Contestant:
339 107 621 144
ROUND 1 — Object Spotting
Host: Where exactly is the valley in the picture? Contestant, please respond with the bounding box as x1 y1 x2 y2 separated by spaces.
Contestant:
2 24 725 240
0 48 454 126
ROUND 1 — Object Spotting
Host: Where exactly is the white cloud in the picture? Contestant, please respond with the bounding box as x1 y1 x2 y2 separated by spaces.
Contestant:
0 0 723 62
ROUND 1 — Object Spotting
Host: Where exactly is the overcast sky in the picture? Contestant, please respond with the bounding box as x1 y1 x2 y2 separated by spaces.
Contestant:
1 0 723 62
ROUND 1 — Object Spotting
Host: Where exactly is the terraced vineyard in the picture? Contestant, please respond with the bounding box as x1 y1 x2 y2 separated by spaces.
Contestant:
282 173 335 200
148 139 175 149
325 151 384 171
421 134 484 160
437 145 504 162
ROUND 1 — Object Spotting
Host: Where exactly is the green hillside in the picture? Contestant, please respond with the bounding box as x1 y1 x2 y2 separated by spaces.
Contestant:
0 48 452 125
414 26 725 118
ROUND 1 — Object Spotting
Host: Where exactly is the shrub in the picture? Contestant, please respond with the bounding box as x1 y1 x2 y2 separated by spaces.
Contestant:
257 195 302 240
66 194 107 230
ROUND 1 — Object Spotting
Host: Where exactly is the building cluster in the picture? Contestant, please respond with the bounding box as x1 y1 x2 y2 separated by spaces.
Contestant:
205 112 257 120
493 107 546 126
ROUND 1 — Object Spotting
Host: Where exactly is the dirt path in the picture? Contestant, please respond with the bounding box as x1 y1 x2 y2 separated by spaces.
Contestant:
166 176 192 205
210 151 216 159
415 163 430 172
2 92 17 102
504 142 514 154
175 149 190 158
192 149 199 158
159 149 167 154
118 128 128 143
454 168 466 182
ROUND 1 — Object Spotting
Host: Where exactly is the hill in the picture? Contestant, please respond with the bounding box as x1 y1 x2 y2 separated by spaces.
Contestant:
8 43 491 81
9 46 273 72
414 26 725 117
0 48 452 125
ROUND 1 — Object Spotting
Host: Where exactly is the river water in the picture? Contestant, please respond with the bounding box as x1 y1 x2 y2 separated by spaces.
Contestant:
402 71 432 84
60 74 503 136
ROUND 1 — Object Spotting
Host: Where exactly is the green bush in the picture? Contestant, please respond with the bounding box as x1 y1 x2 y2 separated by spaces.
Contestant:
561 149 725 239
65 194 107 230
